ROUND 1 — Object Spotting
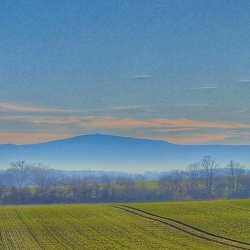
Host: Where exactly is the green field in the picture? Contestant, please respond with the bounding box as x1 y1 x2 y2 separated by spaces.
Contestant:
0 200 249 249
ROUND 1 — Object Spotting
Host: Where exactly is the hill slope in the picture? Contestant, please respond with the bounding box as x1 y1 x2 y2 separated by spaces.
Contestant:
0 134 249 172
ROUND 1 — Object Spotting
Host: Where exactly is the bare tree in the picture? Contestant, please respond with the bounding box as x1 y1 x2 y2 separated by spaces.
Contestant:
7 160 32 203
227 160 245 198
8 160 31 188
100 175 113 201
200 156 218 198
31 163 52 197
168 170 187 199
116 176 136 201
187 162 201 197
159 176 172 200
0 175 5 205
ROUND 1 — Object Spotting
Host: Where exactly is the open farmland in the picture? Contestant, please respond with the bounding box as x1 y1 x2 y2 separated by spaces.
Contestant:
0 200 249 249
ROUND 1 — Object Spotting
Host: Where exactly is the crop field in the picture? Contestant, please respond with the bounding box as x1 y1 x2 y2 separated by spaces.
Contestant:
0 200 249 249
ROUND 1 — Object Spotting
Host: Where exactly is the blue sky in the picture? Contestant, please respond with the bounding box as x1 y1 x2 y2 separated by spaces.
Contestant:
1 0 250 145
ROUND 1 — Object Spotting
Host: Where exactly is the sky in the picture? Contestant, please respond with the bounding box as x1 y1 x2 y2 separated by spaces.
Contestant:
1 0 250 145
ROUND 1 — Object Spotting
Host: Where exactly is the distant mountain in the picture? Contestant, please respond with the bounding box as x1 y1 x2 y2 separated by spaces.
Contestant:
0 134 249 172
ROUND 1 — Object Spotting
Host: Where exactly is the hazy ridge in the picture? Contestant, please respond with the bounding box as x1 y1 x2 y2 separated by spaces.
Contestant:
0 134 249 172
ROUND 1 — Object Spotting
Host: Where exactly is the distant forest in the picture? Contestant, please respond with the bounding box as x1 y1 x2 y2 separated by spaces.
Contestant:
0 156 249 205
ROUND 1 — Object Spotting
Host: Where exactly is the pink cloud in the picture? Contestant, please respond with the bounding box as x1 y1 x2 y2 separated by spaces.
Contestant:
0 115 250 131
1 116 250 145
0 132 76 145
2 115 250 131
84 118 154 129
0 103 74 113
153 119 250 129
159 134 229 145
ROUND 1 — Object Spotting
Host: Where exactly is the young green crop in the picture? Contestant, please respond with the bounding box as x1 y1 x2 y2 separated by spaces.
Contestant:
128 199 250 246
0 199 249 249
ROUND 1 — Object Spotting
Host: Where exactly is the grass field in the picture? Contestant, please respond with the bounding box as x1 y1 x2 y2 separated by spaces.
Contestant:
0 200 249 249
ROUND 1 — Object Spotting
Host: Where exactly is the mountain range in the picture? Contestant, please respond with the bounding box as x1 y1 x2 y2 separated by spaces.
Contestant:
0 134 249 173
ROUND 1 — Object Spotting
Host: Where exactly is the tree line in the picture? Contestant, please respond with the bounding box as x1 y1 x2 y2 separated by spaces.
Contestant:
0 156 249 205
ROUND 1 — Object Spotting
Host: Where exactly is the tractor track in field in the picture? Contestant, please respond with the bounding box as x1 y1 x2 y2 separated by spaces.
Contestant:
111 205 250 250
13 208 45 250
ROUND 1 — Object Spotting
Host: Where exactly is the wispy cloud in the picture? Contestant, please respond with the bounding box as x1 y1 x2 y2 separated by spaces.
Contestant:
0 132 75 145
0 103 77 113
108 105 150 111
2 116 250 131
153 119 250 130
187 87 218 90
236 80 250 83
2 115 250 145
160 134 228 145
0 115 95 126
130 75 152 79
234 110 247 114
153 128 197 133
173 103 216 107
